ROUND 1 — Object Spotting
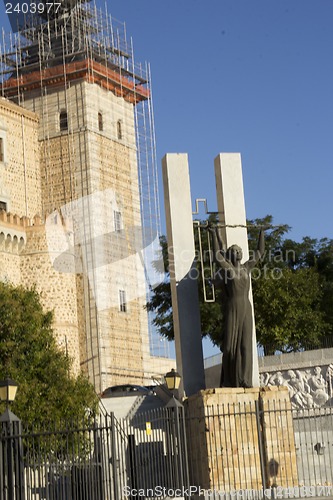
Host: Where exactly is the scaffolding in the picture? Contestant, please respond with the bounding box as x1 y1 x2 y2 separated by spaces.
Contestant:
0 2 150 103
0 0 170 388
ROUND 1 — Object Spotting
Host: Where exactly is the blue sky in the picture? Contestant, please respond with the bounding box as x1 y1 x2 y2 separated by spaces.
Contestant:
105 0 333 358
105 0 333 243
2 1 331 241
1 0 332 358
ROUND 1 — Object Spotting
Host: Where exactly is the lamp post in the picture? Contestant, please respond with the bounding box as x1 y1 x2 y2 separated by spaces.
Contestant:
164 369 181 399
164 370 190 494
0 378 25 500
0 379 18 408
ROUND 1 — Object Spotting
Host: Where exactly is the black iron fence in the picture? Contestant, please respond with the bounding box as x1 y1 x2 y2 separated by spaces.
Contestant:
185 401 333 499
0 404 189 500
1 402 333 499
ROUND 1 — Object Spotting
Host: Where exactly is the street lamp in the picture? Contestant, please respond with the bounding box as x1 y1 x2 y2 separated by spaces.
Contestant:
164 371 190 494
0 378 18 407
165 369 181 392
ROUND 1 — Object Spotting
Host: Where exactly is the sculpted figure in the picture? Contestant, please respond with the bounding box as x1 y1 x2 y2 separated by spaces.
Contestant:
326 364 333 399
309 366 329 407
286 370 313 409
295 370 312 397
209 226 264 388
260 372 270 386
269 371 288 388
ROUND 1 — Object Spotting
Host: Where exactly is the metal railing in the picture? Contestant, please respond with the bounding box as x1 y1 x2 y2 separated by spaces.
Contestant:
1 402 333 499
0 406 189 500
185 400 333 498
205 339 333 369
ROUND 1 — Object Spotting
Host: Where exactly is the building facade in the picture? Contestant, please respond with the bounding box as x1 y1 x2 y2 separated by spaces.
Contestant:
0 2 170 392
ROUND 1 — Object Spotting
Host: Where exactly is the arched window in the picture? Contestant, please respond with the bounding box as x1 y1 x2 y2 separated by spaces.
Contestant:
98 112 103 131
117 119 122 140
60 110 68 131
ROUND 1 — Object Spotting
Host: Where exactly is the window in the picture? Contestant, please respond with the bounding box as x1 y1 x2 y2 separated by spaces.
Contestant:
119 290 127 312
114 210 122 232
98 112 103 131
117 119 122 140
0 122 7 164
60 110 68 131
0 201 6 211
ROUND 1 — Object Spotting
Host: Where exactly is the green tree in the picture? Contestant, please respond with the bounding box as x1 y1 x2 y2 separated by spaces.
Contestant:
0 282 98 426
248 216 331 353
146 215 332 355
253 265 326 354
281 235 333 338
146 215 223 345
246 216 328 353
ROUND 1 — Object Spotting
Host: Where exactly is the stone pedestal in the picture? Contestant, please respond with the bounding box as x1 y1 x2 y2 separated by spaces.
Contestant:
185 386 298 493
260 386 298 488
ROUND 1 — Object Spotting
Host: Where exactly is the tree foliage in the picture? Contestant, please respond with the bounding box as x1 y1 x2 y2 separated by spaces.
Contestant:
0 282 99 426
146 215 223 344
248 216 332 353
146 215 333 355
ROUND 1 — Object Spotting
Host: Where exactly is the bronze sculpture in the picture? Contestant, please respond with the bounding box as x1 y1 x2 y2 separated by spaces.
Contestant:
209 226 264 388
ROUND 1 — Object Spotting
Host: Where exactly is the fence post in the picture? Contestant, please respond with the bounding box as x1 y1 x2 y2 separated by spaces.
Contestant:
255 399 267 494
0 408 25 500
128 434 138 495
166 397 190 493
110 412 119 500
178 404 190 494
93 419 105 500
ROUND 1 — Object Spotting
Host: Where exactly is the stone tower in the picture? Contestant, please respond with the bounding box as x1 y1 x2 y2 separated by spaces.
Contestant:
0 1 165 392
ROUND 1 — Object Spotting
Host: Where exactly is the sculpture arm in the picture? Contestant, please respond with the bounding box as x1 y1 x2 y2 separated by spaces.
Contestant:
208 226 233 271
246 229 265 270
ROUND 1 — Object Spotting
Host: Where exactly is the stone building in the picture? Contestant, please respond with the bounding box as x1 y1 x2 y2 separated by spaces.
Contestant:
0 2 171 392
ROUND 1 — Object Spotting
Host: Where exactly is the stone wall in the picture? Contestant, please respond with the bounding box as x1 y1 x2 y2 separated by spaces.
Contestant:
21 82 151 392
259 350 333 410
0 80 163 392
0 212 26 285
21 221 80 374
0 212 81 374
186 387 298 492
205 349 333 409
0 98 41 217
260 386 298 488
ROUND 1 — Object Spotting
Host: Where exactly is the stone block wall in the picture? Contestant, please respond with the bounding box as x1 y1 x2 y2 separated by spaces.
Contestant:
0 81 159 392
21 221 80 374
0 98 41 217
186 387 298 493
0 212 81 374
22 82 151 391
260 386 298 487
0 212 26 284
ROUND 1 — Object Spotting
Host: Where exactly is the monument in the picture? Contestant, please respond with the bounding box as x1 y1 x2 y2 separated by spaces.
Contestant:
162 153 260 393
162 153 298 493
209 225 265 388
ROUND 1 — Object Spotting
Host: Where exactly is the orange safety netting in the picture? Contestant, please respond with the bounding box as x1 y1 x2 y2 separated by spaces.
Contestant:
1 59 150 104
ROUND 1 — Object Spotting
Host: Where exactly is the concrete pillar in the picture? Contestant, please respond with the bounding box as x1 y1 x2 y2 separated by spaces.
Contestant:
214 153 259 387
162 153 205 397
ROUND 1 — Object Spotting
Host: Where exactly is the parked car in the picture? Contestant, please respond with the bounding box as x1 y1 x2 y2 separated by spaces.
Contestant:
101 384 155 398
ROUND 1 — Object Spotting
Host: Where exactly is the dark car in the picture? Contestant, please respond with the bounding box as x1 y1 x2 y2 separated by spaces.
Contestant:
101 384 155 398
